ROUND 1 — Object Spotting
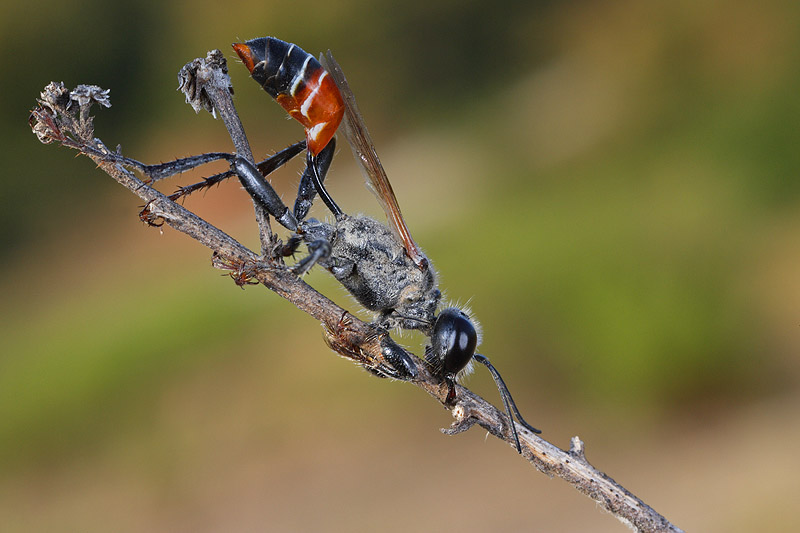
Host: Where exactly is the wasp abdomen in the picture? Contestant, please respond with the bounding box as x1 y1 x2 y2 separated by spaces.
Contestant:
233 37 344 156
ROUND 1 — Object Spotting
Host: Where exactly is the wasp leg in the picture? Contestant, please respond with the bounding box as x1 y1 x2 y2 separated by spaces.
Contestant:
366 336 418 381
293 138 336 221
159 141 306 203
232 156 298 231
234 138 340 231
291 239 331 275
473 354 541 453
444 375 458 404
306 148 343 218
276 233 303 259
131 152 233 183
256 141 306 179
328 256 358 282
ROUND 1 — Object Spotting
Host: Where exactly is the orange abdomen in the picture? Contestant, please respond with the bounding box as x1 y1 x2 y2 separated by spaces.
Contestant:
233 37 343 156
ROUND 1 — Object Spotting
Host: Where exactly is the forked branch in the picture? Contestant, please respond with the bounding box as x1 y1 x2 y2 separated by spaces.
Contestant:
29 50 683 533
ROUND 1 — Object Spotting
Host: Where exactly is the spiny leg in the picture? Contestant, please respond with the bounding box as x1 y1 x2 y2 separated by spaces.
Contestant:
142 139 339 267
256 141 307 178
91 151 233 187
133 142 307 231
473 353 541 453
152 139 339 227
164 141 306 203
133 152 233 184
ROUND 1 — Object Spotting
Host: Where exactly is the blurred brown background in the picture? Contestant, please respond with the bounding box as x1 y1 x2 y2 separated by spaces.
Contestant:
2 0 799 531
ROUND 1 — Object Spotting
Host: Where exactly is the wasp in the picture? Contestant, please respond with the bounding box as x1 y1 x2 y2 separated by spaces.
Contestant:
229 37 542 451
130 38 540 450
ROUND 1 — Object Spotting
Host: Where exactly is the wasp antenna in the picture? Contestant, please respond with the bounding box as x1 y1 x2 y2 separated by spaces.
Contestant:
473 354 541 453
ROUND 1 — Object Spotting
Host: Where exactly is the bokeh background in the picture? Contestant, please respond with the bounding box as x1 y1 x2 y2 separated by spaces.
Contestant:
2 0 799 531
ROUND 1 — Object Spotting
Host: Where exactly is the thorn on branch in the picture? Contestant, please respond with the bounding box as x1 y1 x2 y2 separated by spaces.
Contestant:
167 167 235 203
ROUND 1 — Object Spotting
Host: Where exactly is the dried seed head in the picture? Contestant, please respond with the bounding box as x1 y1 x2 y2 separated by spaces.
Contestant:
30 82 70 144
70 85 111 108
30 109 57 144
178 50 231 117
39 81 72 111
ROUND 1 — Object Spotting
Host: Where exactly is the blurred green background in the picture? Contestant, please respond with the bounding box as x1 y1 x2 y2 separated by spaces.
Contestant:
3 0 799 531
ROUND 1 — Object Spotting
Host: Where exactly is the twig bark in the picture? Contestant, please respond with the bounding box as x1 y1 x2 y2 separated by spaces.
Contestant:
29 51 684 533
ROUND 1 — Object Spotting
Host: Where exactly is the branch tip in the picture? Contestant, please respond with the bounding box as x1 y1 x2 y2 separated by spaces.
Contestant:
178 49 232 118
30 82 115 150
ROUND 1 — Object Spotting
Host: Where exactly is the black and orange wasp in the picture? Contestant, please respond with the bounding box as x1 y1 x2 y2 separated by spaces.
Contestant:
134 37 542 451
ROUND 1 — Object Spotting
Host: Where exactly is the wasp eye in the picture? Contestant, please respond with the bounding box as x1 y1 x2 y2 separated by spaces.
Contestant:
431 308 477 377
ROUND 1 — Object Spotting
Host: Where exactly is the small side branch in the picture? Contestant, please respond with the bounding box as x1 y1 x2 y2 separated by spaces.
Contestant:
177 50 274 253
29 55 683 533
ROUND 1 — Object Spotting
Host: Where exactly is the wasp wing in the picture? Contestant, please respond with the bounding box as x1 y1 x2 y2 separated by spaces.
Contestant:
320 51 428 270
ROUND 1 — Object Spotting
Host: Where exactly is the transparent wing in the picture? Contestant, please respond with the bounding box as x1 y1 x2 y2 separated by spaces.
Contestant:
320 51 428 270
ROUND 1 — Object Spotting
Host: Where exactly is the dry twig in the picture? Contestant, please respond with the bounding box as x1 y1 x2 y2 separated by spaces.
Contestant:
29 49 683 533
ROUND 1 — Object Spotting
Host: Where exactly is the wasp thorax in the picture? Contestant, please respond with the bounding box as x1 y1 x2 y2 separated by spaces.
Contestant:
314 214 439 331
